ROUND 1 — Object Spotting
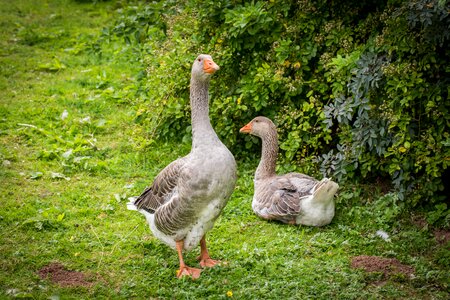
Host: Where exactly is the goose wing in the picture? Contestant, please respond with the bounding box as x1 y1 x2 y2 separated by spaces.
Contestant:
285 172 318 194
256 176 315 223
134 156 187 213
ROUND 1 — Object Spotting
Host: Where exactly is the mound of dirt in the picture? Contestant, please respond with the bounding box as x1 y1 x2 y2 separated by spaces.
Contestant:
38 262 92 287
351 255 414 278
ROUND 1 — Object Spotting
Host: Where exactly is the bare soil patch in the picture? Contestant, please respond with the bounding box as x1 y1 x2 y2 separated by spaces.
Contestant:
410 214 428 229
351 255 415 278
38 262 93 287
434 229 450 245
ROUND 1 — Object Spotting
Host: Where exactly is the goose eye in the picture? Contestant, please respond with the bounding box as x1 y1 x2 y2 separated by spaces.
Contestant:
198 58 202 62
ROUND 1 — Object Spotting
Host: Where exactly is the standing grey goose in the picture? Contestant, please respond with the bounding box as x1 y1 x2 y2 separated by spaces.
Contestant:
240 116 338 226
128 55 237 279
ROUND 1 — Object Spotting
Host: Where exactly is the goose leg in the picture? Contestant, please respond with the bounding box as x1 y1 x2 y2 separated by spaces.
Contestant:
197 235 220 268
176 240 201 279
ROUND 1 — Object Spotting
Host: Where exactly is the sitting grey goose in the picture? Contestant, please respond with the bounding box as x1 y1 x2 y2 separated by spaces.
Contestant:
240 116 338 226
128 55 237 279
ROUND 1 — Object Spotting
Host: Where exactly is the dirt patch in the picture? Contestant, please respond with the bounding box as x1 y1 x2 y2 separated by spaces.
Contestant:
434 229 450 245
410 214 428 229
38 262 93 287
351 255 415 278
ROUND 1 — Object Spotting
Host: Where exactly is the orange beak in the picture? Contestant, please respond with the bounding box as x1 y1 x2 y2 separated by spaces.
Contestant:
203 58 220 74
239 122 252 133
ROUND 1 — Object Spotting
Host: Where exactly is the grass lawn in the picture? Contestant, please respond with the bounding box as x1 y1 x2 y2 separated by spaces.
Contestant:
0 0 448 299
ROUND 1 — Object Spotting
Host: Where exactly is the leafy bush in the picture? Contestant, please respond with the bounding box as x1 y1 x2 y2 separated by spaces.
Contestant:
97 0 449 217
322 0 450 208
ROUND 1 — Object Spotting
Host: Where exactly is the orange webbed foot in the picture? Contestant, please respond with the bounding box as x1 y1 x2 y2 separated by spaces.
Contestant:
198 257 221 268
176 266 202 279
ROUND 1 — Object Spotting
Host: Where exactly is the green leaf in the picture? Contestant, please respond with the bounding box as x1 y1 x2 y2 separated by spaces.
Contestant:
30 172 43 179
57 213 65 222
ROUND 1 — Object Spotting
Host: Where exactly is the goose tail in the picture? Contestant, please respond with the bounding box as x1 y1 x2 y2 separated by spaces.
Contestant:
312 178 339 203
126 196 139 211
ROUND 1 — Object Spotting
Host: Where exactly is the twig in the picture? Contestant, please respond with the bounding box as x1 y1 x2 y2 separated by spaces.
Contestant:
89 225 105 270
17 123 38 129
109 224 140 255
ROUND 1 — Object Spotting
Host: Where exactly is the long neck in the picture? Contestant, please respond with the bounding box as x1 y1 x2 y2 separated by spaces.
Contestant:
190 77 218 147
255 130 278 180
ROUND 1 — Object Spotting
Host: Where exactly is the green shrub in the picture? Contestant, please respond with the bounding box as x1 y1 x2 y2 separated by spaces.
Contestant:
322 0 450 208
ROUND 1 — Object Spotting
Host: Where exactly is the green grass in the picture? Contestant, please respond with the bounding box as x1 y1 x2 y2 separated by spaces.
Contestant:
0 0 449 299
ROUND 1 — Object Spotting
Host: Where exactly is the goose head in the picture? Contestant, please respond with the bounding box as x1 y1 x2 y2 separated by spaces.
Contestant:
191 54 220 81
239 116 276 138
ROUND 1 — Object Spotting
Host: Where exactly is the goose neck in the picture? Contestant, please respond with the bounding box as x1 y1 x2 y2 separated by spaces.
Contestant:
255 130 278 180
190 78 218 146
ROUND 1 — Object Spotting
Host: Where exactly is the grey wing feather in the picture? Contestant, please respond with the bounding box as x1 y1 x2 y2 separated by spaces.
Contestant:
284 172 319 194
285 172 316 182
134 156 187 213
256 176 316 223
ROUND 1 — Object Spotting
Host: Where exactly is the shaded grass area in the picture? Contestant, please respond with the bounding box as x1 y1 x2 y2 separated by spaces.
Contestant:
0 0 448 299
